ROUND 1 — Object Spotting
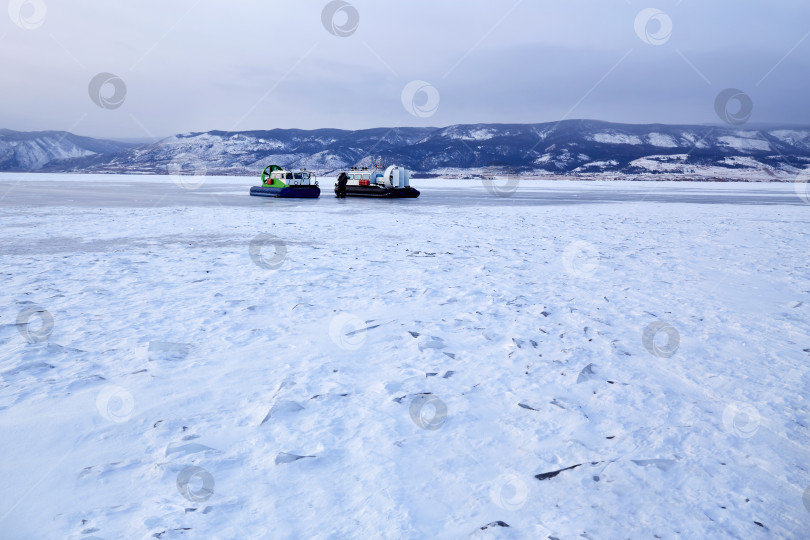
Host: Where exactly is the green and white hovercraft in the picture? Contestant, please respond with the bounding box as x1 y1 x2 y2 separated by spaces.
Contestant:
250 165 320 198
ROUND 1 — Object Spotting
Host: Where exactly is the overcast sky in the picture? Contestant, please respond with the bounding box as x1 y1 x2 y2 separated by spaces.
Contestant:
2 0 809 138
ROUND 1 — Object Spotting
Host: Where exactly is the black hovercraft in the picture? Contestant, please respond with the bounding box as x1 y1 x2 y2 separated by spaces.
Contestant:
335 164 420 198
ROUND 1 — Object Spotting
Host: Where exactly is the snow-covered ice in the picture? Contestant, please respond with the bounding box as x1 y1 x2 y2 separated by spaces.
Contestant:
1 175 809 539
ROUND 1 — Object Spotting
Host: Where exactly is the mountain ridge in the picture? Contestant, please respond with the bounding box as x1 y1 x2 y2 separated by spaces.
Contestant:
2 121 808 180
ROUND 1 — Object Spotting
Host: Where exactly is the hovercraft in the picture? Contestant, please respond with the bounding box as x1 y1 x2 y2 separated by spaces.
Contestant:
250 165 320 198
335 164 420 198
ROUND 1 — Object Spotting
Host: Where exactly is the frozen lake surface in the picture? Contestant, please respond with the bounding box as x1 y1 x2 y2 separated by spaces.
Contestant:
0 174 806 208
1 174 809 539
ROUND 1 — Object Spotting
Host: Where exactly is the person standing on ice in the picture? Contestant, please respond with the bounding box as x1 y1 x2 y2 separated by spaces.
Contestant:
336 172 348 198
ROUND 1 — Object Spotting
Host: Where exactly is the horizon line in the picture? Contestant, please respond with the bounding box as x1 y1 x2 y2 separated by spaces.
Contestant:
4 119 810 142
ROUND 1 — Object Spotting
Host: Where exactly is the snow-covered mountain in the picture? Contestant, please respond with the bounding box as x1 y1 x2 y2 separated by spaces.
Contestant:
0 129 135 172
6 121 810 179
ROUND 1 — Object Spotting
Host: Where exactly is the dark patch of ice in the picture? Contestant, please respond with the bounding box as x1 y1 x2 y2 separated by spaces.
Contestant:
550 399 566 409
535 463 582 480
394 392 435 403
347 323 381 336
309 392 348 399
153 528 191 538
480 521 510 530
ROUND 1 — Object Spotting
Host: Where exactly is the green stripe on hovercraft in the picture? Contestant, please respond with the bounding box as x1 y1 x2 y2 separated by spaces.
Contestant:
262 164 288 187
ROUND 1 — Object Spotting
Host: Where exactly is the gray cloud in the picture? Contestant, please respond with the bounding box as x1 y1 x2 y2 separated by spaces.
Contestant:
2 0 808 138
